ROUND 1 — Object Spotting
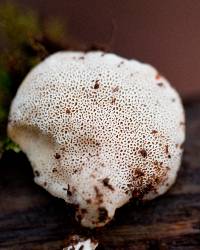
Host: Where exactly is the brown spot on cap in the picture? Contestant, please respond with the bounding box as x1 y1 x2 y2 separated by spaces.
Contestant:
134 168 145 178
154 160 159 165
67 184 72 196
111 97 116 104
165 145 169 154
66 108 71 114
86 199 92 204
73 169 79 174
141 183 155 196
94 186 103 204
34 170 40 177
151 130 158 134
157 82 164 87
98 207 108 223
139 149 147 158
54 153 61 159
52 168 57 173
102 178 114 191
94 80 100 89
112 86 119 92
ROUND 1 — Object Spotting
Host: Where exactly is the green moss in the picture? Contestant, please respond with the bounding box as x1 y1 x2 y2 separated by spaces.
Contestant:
0 68 11 90
2 138 20 153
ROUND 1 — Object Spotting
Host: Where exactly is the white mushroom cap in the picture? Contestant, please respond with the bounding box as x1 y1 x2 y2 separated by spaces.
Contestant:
8 51 185 228
63 235 98 250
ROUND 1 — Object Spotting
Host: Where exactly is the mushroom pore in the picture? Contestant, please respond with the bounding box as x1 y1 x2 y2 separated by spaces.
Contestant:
8 51 185 228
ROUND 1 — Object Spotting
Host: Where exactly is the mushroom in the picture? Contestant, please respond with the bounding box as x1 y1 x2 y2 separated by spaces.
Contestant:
63 235 98 250
8 51 185 228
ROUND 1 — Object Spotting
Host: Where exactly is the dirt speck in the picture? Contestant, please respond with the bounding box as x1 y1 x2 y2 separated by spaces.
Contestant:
94 186 103 204
139 149 147 158
54 153 61 159
134 168 145 177
157 82 164 87
102 178 114 191
34 170 40 177
66 108 71 114
165 145 169 154
94 80 100 89
111 97 116 104
98 207 108 223
112 86 119 92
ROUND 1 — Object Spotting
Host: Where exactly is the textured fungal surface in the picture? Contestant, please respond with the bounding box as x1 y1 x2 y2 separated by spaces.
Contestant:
63 235 98 250
8 51 185 228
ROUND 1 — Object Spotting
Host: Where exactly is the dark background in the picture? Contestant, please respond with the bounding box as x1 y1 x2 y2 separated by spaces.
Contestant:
2 0 200 100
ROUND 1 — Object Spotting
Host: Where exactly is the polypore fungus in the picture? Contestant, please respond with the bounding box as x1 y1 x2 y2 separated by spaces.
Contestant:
63 235 98 250
8 51 185 228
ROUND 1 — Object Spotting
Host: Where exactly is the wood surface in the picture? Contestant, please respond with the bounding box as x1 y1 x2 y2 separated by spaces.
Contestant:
0 100 200 250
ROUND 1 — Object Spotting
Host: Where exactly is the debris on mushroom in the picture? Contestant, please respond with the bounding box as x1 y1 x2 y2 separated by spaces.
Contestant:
63 235 98 250
8 51 185 228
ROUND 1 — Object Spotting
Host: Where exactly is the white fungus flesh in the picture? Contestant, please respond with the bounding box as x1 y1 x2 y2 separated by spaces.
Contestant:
63 235 98 250
8 51 185 228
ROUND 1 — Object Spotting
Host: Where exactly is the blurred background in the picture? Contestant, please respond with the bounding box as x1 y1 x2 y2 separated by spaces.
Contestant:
0 0 199 99
0 0 200 148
